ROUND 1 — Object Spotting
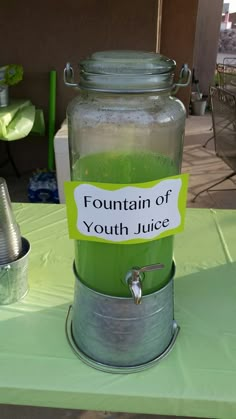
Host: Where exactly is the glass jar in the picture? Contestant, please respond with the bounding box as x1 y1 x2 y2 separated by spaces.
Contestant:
65 51 188 297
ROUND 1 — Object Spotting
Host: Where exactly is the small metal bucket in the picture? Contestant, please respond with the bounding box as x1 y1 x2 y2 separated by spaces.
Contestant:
191 99 207 116
66 263 179 373
0 237 30 305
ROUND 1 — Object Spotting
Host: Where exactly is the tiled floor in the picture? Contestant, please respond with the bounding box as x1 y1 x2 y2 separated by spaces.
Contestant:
185 113 236 209
0 114 229 419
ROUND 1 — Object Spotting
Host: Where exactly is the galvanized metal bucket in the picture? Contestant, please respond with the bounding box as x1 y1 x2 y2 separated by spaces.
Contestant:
0 237 30 305
66 262 179 373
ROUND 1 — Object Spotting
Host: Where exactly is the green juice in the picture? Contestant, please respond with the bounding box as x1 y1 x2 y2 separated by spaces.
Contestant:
73 151 177 297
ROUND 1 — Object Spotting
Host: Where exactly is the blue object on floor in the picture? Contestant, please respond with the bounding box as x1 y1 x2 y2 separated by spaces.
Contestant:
28 171 59 203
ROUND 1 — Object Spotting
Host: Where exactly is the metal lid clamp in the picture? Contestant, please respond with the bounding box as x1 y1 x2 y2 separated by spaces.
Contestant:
172 64 191 94
64 63 78 88
64 61 191 93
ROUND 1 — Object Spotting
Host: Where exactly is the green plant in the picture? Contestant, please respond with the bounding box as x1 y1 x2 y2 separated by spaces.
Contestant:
0 64 23 86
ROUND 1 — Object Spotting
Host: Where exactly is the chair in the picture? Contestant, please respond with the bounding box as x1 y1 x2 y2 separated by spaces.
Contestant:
0 141 21 177
192 86 236 202
203 59 236 149
216 58 236 92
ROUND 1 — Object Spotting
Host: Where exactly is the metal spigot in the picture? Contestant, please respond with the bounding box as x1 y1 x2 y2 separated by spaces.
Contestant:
127 269 142 305
125 263 164 305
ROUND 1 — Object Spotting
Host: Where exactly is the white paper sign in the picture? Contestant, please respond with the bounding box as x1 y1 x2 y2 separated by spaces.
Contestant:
72 177 185 243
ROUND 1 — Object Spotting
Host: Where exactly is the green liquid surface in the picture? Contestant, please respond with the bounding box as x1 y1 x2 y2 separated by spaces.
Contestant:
73 151 177 296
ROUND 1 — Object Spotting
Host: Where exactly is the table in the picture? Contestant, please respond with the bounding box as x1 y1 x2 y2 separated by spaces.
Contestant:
1 204 236 419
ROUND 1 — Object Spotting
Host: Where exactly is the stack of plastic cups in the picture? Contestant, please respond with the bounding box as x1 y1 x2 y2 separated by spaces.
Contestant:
0 178 22 264
0 178 30 304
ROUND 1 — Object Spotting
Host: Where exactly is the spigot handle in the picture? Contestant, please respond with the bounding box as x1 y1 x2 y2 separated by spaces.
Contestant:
138 263 165 274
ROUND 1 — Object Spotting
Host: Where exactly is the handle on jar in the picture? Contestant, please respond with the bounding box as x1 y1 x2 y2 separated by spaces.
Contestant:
172 64 191 94
64 63 78 88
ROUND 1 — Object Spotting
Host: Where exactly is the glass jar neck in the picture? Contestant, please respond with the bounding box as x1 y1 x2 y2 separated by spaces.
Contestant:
81 89 172 100
79 51 176 93
79 73 175 93
79 89 172 111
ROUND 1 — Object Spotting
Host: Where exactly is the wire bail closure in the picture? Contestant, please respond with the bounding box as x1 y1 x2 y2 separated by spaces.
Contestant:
64 62 191 93
64 63 78 88
172 64 191 94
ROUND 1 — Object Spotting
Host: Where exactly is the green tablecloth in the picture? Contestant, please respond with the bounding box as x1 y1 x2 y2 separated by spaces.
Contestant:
1 204 236 418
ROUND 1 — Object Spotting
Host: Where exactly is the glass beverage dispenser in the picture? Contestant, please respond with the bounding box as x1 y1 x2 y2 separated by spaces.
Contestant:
64 51 190 372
